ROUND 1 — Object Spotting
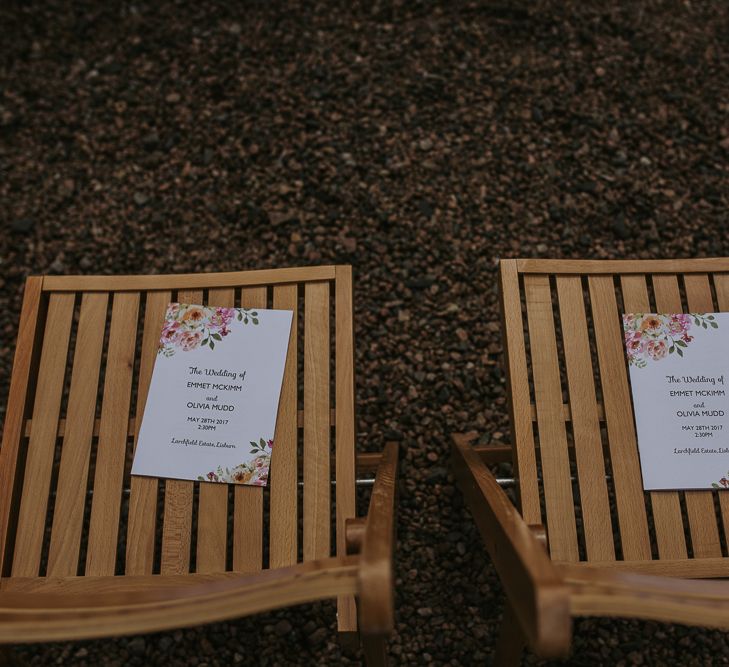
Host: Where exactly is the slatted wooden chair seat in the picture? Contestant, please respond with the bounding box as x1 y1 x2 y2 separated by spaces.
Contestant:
452 258 729 664
0 266 397 665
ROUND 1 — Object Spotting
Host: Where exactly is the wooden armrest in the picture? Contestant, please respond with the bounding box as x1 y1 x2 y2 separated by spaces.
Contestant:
0 557 359 642
451 432 571 658
357 441 399 637
356 451 383 474
473 444 513 465
562 563 729 630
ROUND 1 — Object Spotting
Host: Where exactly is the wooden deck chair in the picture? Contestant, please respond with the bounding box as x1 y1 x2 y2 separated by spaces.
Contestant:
452 258 729 664
0 266 397 666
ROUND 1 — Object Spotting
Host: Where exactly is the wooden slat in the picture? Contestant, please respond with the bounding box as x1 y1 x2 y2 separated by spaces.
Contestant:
47 293 108 576
0 277 44 576
195 289 234 574
621 275 687 559
269 285 298 568
588 276 651 560
12 292 75 576
43 266 336 293
334 266 358 633
499 260 541 524
518 258 729 275
556 275 615 561
561 557 729 578
232 288 268 572
85 293 140 576
303 282 331 560
0 571 258 594
710 273 729 548
524 275 579 562
160 290 200 575
678 274 723 558
126 291 171 575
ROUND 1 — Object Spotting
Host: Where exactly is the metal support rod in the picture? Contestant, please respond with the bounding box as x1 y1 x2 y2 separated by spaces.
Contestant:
496 475 613 488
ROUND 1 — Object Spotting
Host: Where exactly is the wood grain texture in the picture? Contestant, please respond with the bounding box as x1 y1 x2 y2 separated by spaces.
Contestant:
12 292 75 576
0 277 43 577
269 284 298 569
334 266 358 633
524 275 579 562
556 275 614 562
451 433 571 657
679 273 723 558
0 267 401 660
42 266 336 292
232 287 266 573
86 293 140 576
303 282 331 561
517 258 729 274
160 289 200 575
563 563 729 628
0 557 358 643
195 289 233 574
621 275 687 560
499 260 541 524
588 276 651 560
559 557 729 578
710 273 729 547
359 443 398 636
47 292 109 576
126 291 171 575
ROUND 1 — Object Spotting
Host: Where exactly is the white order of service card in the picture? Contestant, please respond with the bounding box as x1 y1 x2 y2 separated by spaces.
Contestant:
624 312 729 490
131 303 293 486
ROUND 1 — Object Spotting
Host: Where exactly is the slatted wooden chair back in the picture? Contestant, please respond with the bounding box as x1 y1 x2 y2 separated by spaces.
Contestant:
500 258 729 572
0 266 355 585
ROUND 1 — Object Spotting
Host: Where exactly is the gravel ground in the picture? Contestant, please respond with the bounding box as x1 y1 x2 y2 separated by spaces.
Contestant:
2 1 729 664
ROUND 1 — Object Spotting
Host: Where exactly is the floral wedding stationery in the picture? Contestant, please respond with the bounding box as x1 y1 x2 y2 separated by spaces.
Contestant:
624 312 729 490
131 303 293 486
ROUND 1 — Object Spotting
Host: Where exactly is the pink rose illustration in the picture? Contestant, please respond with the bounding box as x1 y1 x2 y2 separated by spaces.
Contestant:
646 339 668 360
624 313 717 367
179 330 203 351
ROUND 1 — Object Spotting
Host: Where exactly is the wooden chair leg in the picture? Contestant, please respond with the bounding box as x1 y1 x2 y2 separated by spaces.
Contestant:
361 634 388 667
494 601 525 667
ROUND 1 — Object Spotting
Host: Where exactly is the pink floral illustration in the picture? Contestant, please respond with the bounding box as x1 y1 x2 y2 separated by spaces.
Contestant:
623 313 718 368
198 437 273 486
712 473 729 490
158 303 259 356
